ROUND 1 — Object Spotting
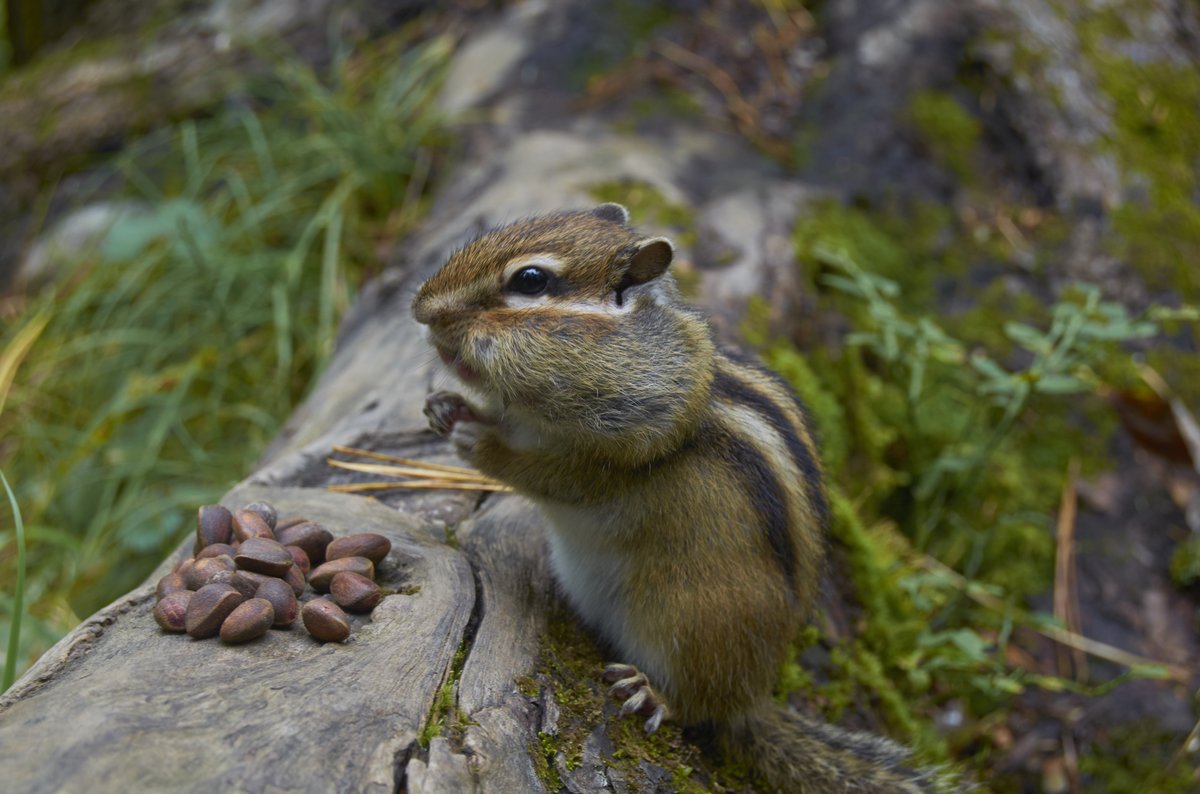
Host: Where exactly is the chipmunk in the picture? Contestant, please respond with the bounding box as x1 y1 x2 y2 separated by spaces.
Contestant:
412 203 946 793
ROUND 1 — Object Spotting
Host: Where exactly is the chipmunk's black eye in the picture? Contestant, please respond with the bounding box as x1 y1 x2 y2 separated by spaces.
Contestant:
507 266 550 296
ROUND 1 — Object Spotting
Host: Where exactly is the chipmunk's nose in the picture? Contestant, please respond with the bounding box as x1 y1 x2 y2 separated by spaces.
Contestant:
412 300 433 326
411 291 449 327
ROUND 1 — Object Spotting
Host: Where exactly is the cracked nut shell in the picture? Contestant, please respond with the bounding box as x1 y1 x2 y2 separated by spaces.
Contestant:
210 570 261 600
184 555 236 589
198 542 238 560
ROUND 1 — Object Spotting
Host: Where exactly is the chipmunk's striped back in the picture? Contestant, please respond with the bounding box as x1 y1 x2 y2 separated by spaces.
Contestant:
706 350 829 603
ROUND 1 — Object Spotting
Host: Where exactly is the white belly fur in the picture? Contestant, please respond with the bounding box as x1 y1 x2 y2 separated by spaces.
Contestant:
539 502 631 647
538 499 672 691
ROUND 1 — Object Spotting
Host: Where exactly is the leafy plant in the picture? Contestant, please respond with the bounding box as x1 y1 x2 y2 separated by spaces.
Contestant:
815 244 1157 555
755 237 1191 764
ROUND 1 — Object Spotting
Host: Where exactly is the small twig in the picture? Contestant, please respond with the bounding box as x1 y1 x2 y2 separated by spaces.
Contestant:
995 213 1030 258
1035 623 1189 681
332 445 485 476
654 38 793 161
1168 716 1200 773
327 458 497 483
1062 729 1082 794
1138 364 1200 474
327 445 510 493
328 480 509 493
655 39 760 132
577 55 663 108
1053 459 1087 681
917 555 1193 682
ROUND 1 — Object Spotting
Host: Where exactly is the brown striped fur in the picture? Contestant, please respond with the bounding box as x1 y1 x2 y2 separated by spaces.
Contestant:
412 205 951 793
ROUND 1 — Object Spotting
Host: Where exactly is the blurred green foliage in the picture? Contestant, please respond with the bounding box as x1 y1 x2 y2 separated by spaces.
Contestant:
908 91 981 183
0 34 449 684
0 3 9 74
1077 1 1200 306
1 470 26 691
749 202 1195 782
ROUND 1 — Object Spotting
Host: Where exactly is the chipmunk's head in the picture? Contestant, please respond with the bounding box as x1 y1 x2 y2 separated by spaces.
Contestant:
412 203 674 331
412 203 710 449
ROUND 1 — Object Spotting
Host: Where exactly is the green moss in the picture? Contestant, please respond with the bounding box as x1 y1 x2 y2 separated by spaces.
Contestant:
949 279 1049 358
792 199 965 313
589 180 700 295
766 190 1182 778
590 179 697 249
1073 3 1200 305
789 200 1116 540
794 200 909 287
629 87 704 122
571 0 676 91
1102 59 1200 302
1078 721 1199 793
527 603 759 792
908 91 982 182
774 626 821 703
534 731 563 791
1170 535 1200 588
419 636 470 748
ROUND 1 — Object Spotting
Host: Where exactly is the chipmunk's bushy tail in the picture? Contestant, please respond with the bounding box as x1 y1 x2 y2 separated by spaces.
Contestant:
723 706 957 793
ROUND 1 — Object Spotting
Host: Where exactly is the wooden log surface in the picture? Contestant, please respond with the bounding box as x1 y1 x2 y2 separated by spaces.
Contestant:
0 486 476 793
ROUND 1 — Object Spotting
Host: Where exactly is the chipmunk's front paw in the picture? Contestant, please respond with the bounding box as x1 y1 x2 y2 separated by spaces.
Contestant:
603 663 669 734
448 420 485 458
424 391 476 436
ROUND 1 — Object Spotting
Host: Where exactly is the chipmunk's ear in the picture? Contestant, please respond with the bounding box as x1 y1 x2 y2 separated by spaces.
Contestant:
591 203 630 225
625 237 674 285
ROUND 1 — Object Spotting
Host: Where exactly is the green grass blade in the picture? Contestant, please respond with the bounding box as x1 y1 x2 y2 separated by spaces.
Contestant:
2 469 27 692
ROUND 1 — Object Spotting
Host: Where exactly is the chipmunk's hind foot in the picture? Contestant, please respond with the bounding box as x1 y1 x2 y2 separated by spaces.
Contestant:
603 663 669 734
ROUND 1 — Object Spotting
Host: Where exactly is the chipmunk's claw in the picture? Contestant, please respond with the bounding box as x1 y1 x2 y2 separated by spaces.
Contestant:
424 391 475 436
602 663 669 734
